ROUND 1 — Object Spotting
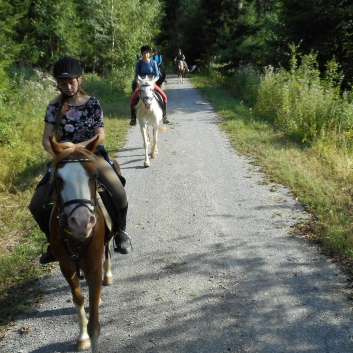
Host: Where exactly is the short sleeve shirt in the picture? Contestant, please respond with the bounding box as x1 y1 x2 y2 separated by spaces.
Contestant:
44 96 104 143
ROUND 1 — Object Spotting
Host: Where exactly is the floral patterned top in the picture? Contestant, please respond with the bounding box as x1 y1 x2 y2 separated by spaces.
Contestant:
44 96 104 143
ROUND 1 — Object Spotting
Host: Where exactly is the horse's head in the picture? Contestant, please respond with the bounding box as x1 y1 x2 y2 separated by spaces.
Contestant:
50 136 100 240
137 76 155 109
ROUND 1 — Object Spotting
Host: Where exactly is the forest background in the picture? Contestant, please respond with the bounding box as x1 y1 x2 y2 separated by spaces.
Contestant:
1 0 353 332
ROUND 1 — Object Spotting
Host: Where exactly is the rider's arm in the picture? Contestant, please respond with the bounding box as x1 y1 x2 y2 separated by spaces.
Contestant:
134 61 141 80
42 124 105 157
42 122 56 158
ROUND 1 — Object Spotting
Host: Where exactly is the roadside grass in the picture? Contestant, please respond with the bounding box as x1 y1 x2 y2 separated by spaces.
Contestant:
0 71 130 332
190 73 353 264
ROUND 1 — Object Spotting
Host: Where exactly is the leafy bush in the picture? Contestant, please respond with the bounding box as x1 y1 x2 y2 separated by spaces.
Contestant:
253 49 353 149
232 64 260 106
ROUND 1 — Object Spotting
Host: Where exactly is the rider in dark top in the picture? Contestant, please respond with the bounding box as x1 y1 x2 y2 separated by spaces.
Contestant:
174 49 196 73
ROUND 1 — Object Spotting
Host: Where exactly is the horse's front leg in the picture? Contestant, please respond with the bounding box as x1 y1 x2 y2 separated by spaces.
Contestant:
60 264 91 350
85 265 103 353
140 124 150 167
103 239 113 285
151 127 158 159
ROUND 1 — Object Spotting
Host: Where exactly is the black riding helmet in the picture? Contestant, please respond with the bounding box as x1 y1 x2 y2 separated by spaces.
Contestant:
53 56 82 79
140 45 152 53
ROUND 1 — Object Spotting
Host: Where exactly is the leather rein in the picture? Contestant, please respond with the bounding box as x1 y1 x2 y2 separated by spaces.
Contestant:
55 157 98 280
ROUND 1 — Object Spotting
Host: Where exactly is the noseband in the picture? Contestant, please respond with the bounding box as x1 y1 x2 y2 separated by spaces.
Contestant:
139 83 155 106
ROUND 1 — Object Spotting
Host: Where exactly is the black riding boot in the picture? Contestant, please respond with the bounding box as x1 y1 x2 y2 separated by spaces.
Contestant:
39 231 57 265
114 203 132 254
130 105 136 126
31 204 57 265
162 101 170 124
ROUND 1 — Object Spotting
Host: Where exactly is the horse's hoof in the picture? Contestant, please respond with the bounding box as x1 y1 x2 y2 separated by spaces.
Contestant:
151 154 156 159
77 338 91 350
103 276 113 286
144 162 150 168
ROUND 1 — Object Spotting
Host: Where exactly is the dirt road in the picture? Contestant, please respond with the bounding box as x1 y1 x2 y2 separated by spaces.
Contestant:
1 74 353 353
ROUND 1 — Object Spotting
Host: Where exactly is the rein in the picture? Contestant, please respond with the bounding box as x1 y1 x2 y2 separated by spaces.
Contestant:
55 157 98 280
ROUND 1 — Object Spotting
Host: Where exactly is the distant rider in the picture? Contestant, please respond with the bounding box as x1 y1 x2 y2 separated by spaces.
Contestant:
174 48 196 73
152 48 167 83
129 45 170 126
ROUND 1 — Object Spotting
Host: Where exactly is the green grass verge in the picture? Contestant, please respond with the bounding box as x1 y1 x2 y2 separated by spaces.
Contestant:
190 74 353 262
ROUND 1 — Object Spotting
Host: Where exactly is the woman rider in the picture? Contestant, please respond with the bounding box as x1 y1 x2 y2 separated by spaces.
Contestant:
29 56 132 264
129 45 170 126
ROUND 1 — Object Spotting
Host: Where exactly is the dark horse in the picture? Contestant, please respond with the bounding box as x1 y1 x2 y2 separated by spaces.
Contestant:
48 136 115 353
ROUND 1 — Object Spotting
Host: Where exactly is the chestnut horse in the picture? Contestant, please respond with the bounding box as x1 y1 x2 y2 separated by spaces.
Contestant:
135 76 166 167
49 136 115 353
177 60 186 83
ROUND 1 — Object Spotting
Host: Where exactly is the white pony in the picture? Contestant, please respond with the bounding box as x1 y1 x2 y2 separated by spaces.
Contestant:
134 76 166 167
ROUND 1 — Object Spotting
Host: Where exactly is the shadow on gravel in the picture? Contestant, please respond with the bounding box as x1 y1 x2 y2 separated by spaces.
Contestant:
94 235 353 352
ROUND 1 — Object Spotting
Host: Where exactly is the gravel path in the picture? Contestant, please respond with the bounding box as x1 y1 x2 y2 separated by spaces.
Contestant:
1 74 353 353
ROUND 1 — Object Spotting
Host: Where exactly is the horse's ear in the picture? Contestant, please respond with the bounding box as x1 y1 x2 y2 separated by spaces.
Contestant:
49 136 64 155
137 75 142 81
86 135 100 153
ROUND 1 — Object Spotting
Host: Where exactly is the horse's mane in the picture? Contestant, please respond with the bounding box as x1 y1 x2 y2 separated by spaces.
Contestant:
52 142 98 169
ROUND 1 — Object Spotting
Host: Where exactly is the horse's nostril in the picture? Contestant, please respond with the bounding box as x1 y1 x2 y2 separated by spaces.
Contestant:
89 215 96 226
68 216 78 227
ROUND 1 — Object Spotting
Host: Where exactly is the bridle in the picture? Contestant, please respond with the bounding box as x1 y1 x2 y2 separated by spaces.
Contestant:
139 82 155 106
54 157 98 280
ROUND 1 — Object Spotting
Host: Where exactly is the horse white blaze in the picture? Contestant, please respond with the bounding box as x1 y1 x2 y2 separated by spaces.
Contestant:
58 163 96 238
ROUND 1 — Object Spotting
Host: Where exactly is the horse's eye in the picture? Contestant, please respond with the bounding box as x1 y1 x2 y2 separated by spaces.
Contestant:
56 176 64 184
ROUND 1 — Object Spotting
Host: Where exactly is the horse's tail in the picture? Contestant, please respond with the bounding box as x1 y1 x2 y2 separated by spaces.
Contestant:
158 125 167 133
